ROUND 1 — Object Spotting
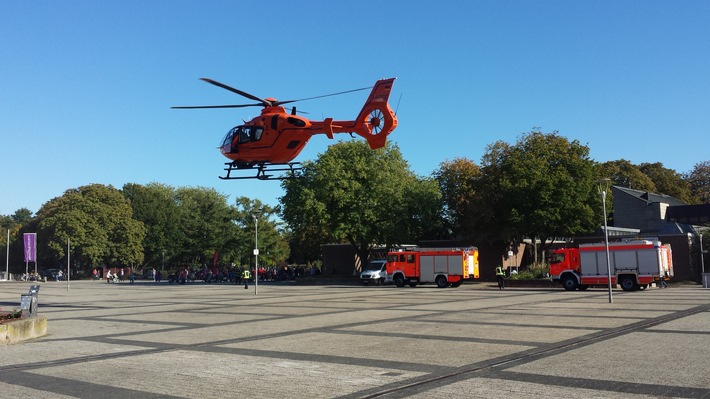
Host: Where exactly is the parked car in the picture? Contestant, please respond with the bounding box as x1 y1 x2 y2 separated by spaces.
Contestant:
40 268 63 281
360 260 390 285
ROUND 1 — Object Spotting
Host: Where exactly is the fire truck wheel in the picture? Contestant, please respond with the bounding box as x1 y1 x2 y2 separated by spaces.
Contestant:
620 276 637 291
394 275 405 287
436 275 449 288
561 275 578 291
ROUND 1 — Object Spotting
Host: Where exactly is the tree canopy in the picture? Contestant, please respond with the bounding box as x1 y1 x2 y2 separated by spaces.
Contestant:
280 140 441 268
473 131 599 259
33 184 146 268
639 162 697 204
434 157 481 241
685 161 710 204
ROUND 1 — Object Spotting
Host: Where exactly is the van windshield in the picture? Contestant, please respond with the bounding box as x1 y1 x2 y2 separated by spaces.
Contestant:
364 262 385 271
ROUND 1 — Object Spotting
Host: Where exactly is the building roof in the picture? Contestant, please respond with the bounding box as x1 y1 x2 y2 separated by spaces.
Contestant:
611 186 687 207
666 203 710 225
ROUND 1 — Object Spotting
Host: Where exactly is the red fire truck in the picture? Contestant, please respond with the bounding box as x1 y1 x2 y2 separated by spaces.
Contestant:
549 239 673 291
386 247 479 288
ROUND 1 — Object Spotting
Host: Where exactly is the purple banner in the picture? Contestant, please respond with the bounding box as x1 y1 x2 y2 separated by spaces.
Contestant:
23 233 36 263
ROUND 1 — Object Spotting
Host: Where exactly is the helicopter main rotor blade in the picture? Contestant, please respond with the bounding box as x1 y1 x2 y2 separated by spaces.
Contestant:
174 79 375 110
171 104 263 109
273 86 372 106
200 78 271 106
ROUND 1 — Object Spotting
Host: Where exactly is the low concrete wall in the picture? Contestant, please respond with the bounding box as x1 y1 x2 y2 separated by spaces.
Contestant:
1 316 48 345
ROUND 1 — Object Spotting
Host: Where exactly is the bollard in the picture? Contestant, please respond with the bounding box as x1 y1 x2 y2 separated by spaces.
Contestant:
20 285 40 317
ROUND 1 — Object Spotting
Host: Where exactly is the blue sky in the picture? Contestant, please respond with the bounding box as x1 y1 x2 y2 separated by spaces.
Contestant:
2 1 709 216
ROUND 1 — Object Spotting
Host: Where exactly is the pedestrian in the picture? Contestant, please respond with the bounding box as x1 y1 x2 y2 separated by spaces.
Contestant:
495 266 506 289
242 269 251 289
106 270 112 283
659 271 669 288
92 268 98 280
179 268 188 284
129 271 135 284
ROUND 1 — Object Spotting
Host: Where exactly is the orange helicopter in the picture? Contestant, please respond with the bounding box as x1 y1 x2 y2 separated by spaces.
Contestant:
173 78 398 179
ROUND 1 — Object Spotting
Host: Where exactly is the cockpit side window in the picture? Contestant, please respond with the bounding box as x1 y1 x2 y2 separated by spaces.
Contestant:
237 126 264 143
253 127 263 141
238 128 250 143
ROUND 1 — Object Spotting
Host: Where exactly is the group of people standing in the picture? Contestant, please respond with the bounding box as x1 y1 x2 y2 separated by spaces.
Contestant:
103 268 135 284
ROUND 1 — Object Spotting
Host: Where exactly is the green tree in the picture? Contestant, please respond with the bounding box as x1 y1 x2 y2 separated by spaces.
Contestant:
684 161 710 204
11 208 33 225
434 157 481 241
280 141 441 269
233 197 290 268
478 131 598 260
34 184 146 271
598 160 656 191
638 162 698 204
0 210 33 270
123 183 183 270
173 187 238 267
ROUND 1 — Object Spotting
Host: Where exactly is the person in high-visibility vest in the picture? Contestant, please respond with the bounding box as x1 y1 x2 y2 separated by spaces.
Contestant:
495 266 506 289
242 269 251 289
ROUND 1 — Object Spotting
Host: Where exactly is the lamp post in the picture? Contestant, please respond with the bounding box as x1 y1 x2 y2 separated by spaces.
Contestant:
700 233 708 274
252 210 262 296
596 178 613 304
5 229 9 281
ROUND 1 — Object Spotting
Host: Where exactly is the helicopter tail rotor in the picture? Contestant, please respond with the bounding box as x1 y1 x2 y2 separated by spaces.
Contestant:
353 78 398 149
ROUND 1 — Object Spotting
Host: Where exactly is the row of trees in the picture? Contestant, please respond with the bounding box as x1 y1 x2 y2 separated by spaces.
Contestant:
2 184 289 274
2 130 709 275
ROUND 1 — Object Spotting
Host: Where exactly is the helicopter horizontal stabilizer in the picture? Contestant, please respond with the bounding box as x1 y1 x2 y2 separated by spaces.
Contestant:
323 118 334 139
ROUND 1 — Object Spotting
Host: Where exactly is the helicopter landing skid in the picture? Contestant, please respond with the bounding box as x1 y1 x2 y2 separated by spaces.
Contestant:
219 162 303 180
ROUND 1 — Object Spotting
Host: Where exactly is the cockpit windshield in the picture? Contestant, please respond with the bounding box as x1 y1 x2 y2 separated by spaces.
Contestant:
221 128 237 148
221 126 264 148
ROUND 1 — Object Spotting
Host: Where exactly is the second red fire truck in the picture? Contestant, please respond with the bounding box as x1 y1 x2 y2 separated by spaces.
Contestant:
549 239 673 291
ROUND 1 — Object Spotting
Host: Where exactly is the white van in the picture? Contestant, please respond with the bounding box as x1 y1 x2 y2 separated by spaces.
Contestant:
359 259 389 285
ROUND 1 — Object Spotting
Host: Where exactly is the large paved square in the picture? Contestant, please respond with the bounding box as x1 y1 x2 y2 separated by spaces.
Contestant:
1 280 708 398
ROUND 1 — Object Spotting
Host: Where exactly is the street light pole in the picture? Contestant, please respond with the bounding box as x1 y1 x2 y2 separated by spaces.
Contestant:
5 229 9 281
596 178 613 304
252 210 262 296
700 233 705 274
